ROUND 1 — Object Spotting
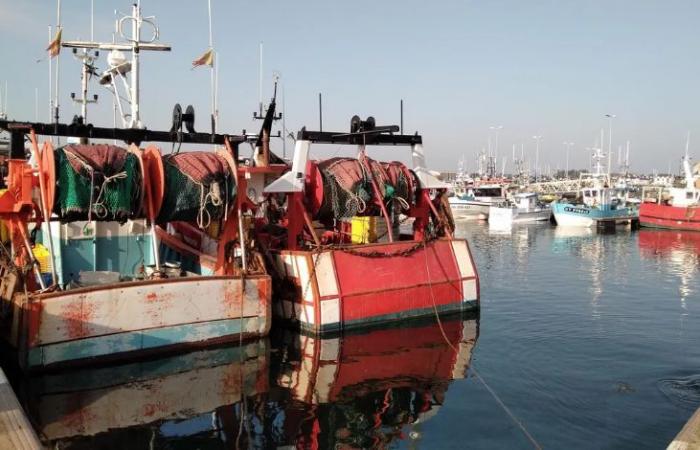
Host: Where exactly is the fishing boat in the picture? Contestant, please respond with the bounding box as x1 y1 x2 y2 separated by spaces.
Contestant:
488 192 551 227
449 183 506 220
0 3 276 371
0 122 272 370
262 117 479 333
552 148 637 227
639 156 700 231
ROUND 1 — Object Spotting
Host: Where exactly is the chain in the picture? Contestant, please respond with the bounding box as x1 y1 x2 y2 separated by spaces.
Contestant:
334 236 436 258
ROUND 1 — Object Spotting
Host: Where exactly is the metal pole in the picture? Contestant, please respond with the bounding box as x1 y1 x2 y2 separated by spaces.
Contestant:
258 42 263 117
48 26 53 126
282 82 287 159
400 99 403 133
208 0 215 136
131 2 141 128
318 93 323 132
54 0 61 142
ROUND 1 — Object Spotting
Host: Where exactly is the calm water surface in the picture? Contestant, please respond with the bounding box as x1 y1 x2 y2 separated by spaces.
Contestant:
11 222 700 449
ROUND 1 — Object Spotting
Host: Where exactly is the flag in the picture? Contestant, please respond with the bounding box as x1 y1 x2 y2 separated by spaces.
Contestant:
192 48 214 68
46 28 62 58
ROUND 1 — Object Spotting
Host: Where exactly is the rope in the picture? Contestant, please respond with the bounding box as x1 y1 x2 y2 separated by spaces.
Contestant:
421 239 542 450
93 171 128 219
471 367 543 450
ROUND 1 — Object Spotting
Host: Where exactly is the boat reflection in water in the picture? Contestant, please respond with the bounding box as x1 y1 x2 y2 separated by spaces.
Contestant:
274 314 479 449
638 229 700 304
21 314 479 449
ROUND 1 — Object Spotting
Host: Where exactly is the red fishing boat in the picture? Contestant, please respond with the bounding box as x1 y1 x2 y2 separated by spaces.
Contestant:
262 117 480 333
639 156 700 231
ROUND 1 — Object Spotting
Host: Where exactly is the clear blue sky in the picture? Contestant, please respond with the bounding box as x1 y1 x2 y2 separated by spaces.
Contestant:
1 0 699 173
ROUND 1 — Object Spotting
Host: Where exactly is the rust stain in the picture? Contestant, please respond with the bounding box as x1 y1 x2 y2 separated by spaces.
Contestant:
221 366 242 393
142 400 168 418
224 284 243 316
61 403 97 435
60 295 97 339
145 292 174 303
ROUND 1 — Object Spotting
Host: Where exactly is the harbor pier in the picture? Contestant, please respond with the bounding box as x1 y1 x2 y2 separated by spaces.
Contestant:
0 368 42 449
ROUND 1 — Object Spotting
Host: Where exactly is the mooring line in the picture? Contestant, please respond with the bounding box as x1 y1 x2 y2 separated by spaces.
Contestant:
422 238 542 450
471 366 543 450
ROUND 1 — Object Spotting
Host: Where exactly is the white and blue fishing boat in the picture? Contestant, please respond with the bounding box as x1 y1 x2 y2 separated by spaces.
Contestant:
552 148 637 227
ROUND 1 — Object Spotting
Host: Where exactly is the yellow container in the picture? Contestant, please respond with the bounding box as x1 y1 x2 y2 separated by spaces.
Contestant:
351 216 377 244
32 243 53 274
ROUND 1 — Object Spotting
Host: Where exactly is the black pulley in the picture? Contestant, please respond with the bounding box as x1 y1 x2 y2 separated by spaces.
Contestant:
170 103 183 133
365 116 376 131
350 115 361 133
184 105 196 133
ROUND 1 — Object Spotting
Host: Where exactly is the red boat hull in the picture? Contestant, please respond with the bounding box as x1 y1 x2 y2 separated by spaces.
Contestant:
273 238 479 333
639 202 700 231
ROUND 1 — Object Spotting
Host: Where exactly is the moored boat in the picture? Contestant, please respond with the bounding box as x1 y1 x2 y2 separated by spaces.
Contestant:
552 148 637 227
639 156 700 231
488 192 551 227
263 117 479 333
449 183 506 220
0 126 272 370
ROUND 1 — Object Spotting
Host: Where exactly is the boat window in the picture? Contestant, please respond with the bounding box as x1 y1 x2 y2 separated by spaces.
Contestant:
687 192 694 199
584 190 590 197
473 188 502 197
591 190 597 197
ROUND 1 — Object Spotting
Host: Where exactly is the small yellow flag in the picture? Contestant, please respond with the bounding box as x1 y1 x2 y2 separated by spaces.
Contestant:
46 29 62 58
192 48 214 68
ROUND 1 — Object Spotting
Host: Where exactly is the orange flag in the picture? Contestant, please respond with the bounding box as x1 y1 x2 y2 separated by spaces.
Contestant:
192 48 214 68
46 29 62 58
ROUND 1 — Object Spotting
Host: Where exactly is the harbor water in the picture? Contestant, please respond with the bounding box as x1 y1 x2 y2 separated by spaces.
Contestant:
6 222 700 449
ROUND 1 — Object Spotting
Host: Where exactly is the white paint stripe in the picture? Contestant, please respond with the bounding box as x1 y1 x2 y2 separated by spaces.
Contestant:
462 279 478 302
451 240 476 278
320 298 340 326
314 252 338 297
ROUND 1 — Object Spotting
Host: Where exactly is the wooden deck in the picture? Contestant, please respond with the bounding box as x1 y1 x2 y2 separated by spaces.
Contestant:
669 408 700 450
0 368 42 450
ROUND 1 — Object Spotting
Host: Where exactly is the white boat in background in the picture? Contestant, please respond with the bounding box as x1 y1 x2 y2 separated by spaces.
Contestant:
489 192 551 226
449 184 506 220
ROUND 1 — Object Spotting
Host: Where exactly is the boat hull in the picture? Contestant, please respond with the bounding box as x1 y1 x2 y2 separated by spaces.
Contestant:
488 206 551 226
639 202 700 232
272 239 479 334
6 275 271 370
552 202 637 228
448 200 490 220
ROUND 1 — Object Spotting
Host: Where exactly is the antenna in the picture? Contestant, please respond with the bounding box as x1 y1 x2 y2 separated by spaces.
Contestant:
258 42 263 117
400 99 403 133
63 2 171 129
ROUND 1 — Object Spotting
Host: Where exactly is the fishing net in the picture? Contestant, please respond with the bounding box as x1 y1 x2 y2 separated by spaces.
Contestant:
54 144 142 223
157 152 236 228
315 157 416 220
383 161 417 209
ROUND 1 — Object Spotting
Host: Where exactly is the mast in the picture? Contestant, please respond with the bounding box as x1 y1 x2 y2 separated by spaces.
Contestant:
54 0 62 138
61 1 171 129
